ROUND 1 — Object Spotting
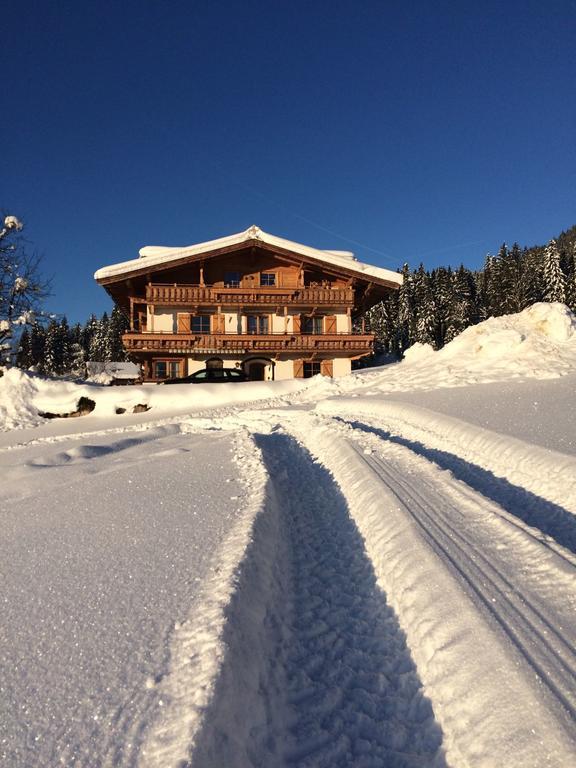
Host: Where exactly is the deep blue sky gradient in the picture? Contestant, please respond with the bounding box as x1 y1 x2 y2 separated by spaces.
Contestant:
2 0 575 322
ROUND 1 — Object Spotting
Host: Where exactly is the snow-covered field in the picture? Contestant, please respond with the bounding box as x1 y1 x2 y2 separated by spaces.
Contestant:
1 303 576 767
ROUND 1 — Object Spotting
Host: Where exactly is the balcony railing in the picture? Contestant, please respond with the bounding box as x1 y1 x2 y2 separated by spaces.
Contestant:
144 283 354 306
122 331 374 353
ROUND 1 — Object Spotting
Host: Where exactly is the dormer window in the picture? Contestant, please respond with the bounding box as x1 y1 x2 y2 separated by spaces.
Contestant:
260 272 276 287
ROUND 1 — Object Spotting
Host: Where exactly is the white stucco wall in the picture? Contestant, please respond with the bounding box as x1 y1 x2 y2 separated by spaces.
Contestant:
148 309 174 333
336 313 350 333
223 312 242 334
271 312 287 333
333 357 351 377
274 359 295 380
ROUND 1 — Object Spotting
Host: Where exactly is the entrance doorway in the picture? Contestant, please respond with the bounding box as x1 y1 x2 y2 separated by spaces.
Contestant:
248 362 266 381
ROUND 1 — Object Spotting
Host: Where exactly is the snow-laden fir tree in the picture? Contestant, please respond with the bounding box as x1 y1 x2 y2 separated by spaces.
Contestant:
396 263 414 353
107 306 129 361
542 239 566 303
413 265 436 346
16 328 33 369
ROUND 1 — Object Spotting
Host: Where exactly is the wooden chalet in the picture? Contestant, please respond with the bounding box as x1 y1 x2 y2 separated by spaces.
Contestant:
94 225 402 381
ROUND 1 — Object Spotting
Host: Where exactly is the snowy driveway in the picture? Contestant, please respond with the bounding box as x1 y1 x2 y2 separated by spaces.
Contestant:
1 396 576 767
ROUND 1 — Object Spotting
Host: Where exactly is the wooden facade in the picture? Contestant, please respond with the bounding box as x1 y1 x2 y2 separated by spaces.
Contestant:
94 227 401 381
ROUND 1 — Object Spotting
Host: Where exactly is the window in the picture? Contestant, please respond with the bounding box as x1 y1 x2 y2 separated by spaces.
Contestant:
247 315 269 334
224 271 241 287
302 316 323 335
206 357 223 370
191 315 210 333
303 362 321 378
260 272 276 287
154 360 181 379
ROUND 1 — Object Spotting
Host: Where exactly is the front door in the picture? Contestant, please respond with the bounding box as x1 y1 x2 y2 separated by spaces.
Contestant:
248 362 266 381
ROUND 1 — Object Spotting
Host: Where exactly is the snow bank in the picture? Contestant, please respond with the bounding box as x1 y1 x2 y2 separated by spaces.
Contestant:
336 303 576 396
0 368 45 430
0 370 312 432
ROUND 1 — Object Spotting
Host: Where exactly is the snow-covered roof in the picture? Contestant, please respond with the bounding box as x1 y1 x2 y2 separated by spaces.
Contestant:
94 225 402 287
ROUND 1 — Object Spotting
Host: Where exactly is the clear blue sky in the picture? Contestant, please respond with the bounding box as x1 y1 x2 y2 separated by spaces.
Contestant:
2 0 575 323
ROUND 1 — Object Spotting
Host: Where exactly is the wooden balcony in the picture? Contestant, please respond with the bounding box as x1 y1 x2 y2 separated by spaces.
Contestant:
144 283 354 307
122 332 374 354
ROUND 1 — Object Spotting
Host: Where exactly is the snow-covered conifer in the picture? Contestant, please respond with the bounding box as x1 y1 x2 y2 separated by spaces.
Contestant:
542 239 566 303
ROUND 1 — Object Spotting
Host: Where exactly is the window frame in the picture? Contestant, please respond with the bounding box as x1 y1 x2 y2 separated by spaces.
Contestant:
247 314 270 335
303 361 322 378
302 316 323 335
153 359 183 380
224 271 241 288
191 314 211 334
260 272 276 287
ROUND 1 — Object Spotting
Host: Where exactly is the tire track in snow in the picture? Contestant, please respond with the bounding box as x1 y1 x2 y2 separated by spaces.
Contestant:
354 446 576 722
309 414 576 724
191 432 446 768
265 435 445 768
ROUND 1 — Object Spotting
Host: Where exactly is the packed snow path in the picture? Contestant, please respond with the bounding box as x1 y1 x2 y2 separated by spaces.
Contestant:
189 433 445 767
2 405 576 766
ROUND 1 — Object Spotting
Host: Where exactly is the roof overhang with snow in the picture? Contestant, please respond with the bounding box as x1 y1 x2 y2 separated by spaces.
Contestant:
94 225 402 291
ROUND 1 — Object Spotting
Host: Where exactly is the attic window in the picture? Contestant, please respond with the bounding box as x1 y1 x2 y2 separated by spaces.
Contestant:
260 272 276 287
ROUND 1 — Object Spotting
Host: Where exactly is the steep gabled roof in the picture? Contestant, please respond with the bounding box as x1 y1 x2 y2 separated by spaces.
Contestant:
94 225 402 288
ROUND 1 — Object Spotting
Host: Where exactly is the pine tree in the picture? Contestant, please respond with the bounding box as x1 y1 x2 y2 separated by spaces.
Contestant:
565 246 576 312
413 265 436 346
68 322 86 376
43 321 59 375
107 306 128 361
57 317 71 374
29 321 46 371
430 266 454 348
16 328 33 369
88 313 109 361
396 263 414 353
542 239 566 303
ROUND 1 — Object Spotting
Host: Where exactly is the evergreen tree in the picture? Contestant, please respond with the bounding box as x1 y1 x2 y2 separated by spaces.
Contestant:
43 321 59 375
565 246 576 312
413 265 436 346
16 328 33 369
107 306 128 361
29 321 46 371
430 266 454 348
88 313 109 361
542 239 566 303
396 263 414 353
68 322 86 375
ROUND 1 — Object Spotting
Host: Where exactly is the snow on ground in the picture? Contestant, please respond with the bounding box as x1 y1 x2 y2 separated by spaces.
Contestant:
2 303 576 767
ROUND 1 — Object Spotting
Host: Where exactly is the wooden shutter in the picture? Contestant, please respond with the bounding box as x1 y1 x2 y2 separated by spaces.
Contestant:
292 314 301 333
324 315 337 334
177 313 191 333
321 359 333 377
215 313 225 333
293 360 304 378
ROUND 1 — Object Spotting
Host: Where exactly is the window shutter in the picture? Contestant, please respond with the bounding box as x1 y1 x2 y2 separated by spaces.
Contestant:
293 360 304 378
324 315 337 334
321 359 333 377
293 314 301 333
177 313 191 333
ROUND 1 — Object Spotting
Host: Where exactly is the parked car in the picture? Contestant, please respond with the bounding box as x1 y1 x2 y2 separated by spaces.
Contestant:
161 367 248 384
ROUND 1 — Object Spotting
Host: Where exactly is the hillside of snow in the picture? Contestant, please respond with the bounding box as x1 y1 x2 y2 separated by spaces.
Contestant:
1 302 576 767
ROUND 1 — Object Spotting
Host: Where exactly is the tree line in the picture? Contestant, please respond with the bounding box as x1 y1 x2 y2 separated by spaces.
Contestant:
16 307 129 376
364 226 576 357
